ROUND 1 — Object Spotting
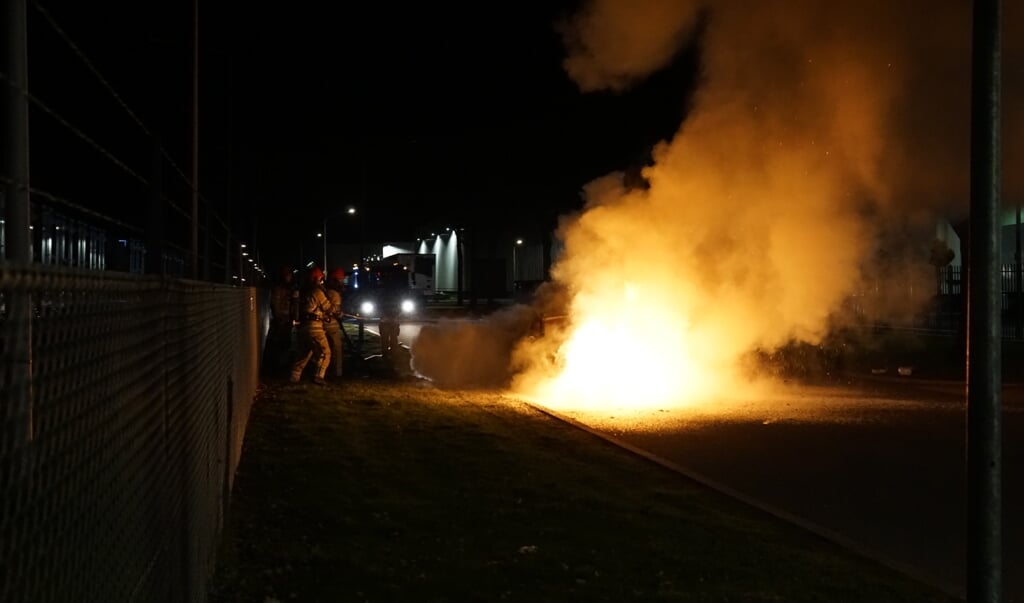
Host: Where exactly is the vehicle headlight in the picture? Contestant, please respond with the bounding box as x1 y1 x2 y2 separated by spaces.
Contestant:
360 301 375 315
401 299 415 314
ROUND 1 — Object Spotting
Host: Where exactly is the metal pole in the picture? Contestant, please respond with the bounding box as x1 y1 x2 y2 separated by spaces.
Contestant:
224 231 230 284
3 0 33 442
512 244 517 284
966 1 1002 601
5 0 30 265
147 135 163 274
190 0 199 279
203 206 210 281
224 46 233 285
456 232 464 305
1015 203 1021 339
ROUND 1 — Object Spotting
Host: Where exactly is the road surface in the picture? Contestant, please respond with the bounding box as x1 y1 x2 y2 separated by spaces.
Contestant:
553 378 1023 601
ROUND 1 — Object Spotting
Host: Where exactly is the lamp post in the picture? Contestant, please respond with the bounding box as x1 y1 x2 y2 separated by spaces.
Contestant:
239 243 247 284
321 205 357 270
318 231 324 270
513 238 523 284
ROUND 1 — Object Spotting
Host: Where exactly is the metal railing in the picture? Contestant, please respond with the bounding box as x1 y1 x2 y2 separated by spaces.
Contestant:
846 264 1024 338
0 263 260 602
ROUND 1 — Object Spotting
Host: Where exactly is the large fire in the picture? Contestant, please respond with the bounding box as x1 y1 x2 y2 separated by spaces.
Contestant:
412 1 1022 411
540 308 711 409
513 280 735 413
507 0 1024 414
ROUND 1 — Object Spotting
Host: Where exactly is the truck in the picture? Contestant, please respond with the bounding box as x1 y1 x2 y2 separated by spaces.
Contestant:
343 253 435 318
385 253 435 298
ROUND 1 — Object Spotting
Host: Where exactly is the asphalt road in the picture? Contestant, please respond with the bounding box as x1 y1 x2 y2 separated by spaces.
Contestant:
553 378 1023 601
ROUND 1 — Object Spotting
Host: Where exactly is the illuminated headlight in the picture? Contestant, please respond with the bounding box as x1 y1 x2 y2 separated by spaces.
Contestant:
401 299 415 314
360 301 375 315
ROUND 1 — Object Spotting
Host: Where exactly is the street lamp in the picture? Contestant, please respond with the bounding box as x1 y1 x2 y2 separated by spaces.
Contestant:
322 205 358 270
239 243 247 284
513 238 523 283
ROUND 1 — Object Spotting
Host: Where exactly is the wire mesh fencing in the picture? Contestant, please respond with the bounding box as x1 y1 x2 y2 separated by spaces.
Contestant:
0 263 259 602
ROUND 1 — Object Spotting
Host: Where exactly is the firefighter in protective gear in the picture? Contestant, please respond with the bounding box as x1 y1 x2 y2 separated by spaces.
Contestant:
324 267 346 378
265 265 297 372
289 266 339 385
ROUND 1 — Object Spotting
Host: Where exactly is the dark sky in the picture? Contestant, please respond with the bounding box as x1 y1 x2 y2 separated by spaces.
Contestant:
24 1 698 269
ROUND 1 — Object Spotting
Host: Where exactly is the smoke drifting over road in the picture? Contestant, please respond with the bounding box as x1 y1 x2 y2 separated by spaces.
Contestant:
410 306 540 388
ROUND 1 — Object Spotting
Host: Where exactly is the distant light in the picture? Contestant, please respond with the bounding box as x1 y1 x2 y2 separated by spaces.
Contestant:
317 233 323 238
240 243 247 248
516 239 523 245
242 251 249 256
360 301 375 315
401 299 415 314
347 207 356 215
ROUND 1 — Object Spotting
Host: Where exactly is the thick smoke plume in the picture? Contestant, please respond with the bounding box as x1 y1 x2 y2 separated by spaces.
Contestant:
513 0 1023 391
415 1 1023 394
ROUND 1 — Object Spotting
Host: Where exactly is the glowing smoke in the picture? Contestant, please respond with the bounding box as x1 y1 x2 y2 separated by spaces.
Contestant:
511 0 1024 409
410 306 539 388
558 0 703 93
412 1 1023 404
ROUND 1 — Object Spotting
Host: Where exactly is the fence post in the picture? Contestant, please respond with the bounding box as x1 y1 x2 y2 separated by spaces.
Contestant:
1015 204 1021 339
966 0 1002 600
147 136 164 275
224 228 231 285
4 0 34 443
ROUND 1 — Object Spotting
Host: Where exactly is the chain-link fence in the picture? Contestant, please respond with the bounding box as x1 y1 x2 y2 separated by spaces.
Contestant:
0 263 260 602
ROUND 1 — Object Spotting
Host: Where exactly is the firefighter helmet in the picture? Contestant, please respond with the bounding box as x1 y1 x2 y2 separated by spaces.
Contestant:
309 266 325 282
328 267 346 281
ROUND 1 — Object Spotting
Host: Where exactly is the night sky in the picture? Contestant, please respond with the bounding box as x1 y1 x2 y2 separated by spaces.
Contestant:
23 1 698 270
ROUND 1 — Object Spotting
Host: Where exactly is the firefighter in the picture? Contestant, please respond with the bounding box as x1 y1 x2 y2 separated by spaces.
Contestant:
378 268 402 360
324 267 346 379
265 264 297 373
289 266 339 385
379 306 400 359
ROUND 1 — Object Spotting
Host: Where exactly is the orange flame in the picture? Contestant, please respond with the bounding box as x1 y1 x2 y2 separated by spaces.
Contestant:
513 276 743 413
